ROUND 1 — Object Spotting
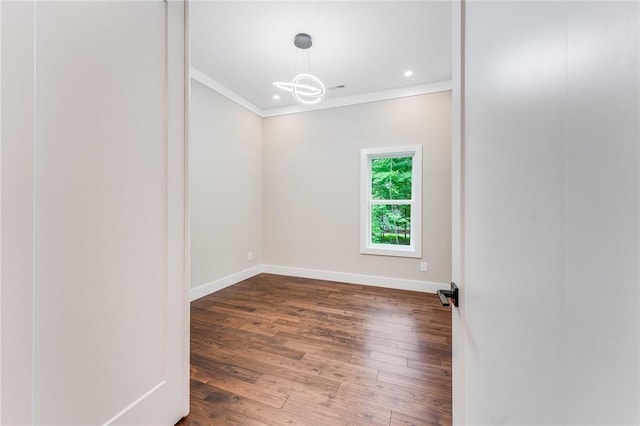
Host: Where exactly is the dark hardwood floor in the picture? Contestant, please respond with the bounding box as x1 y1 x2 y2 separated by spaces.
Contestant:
177 273 452 426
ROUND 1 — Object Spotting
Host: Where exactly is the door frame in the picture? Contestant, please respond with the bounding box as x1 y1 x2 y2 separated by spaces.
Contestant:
179 0 467 422
451 1 466 424
182 0 192 418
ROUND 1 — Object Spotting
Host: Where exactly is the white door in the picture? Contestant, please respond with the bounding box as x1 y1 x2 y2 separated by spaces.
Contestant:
454 1 639 424
1 1 189 424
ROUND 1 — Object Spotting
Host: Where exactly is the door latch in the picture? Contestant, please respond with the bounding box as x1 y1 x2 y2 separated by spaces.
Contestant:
437 282 459 307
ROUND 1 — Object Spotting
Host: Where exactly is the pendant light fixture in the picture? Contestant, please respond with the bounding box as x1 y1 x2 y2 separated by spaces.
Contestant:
273 33 326 105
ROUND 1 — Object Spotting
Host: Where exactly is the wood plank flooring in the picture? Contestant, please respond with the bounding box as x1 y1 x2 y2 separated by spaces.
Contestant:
177 274 452 426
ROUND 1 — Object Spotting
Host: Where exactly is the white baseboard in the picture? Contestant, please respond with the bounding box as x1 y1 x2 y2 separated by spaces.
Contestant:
190 264 449 301
261 264 449 294
189 265 263 302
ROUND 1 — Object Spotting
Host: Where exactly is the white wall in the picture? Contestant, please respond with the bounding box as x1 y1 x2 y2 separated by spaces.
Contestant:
461 1 639 424
189 80 263 289
262 93 452 286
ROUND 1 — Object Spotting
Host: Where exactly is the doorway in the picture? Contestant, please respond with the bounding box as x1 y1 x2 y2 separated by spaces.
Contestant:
180 1 460 424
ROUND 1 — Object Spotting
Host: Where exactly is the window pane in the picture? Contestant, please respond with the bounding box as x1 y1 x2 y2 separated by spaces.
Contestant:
371 157 413 200
371 204 411 245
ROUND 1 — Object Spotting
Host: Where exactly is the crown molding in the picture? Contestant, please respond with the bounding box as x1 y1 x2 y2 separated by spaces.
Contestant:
262 80 452 117
189 67 263 117
190 66 452 118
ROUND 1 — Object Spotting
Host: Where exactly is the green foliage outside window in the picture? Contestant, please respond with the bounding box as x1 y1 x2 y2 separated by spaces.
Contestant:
370 157 412 245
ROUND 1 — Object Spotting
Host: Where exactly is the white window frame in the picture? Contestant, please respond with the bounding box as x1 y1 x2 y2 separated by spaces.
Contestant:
360 145 422 258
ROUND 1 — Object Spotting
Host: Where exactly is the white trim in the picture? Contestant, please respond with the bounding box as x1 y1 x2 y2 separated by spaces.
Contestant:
262 80 452 117
451 1 466 425
182 0 191 417
189 66 452 118
262 265 448 294
0 1 3 420
102 381 166 426
32 3 38 422
189 265 263 302
189 264 448 299
189 67 263 117
360 145 422 258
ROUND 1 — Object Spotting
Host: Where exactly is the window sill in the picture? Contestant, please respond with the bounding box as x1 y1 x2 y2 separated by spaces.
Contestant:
360 245 421 259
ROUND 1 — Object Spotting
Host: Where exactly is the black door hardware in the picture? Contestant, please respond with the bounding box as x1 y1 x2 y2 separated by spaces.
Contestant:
437 282 458 307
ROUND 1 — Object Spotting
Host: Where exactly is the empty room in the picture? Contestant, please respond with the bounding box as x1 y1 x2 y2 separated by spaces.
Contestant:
1 1 639 425
186 2 453 424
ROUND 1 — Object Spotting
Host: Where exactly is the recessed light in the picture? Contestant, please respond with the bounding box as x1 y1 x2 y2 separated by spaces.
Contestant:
404 70 414 77
273 94 280 100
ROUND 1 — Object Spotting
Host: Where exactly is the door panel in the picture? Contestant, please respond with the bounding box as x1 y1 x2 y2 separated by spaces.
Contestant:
1 1 188 424
1 2 36 424
564 2 639 422
459 1 639 424
35 3 166 423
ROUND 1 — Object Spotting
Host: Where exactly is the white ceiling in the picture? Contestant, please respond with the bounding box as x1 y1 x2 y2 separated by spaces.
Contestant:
190 1 452 113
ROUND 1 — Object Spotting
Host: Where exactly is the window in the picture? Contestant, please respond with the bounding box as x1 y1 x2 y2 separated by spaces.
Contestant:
360 145 422 258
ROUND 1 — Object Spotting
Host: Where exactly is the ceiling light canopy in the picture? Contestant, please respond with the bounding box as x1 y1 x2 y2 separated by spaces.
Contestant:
273 33 325 105
293 33 313 49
